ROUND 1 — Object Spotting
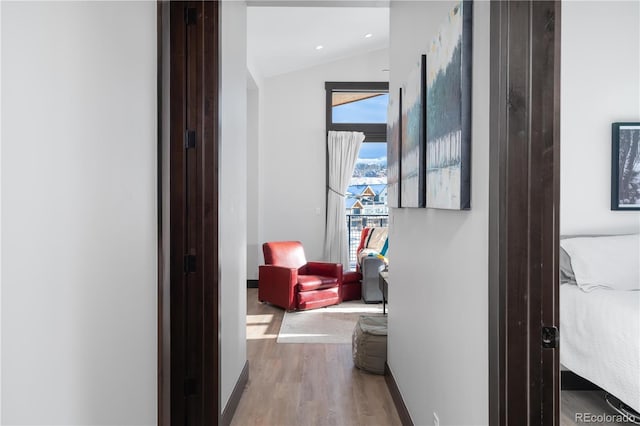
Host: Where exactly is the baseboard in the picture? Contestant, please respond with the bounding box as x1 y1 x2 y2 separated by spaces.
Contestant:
384 362 414 426
221 360 249 426
247 279 258 288
561 370 601 391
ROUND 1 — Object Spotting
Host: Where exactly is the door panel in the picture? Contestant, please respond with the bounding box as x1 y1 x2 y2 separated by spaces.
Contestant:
167 2 219 425
169 2 188 423
184 2 204 423
489 2 561 425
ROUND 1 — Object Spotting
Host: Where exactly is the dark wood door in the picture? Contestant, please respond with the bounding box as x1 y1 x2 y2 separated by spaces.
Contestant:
489 1 561 425
165 2 219 425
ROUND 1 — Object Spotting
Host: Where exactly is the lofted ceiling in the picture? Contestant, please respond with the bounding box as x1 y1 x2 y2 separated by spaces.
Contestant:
247 6 390 79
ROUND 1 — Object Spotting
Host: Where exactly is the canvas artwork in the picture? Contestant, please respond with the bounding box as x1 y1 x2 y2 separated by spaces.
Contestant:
387 88 402 208
401 55 426 208
426 0 472 210
612 123 640 210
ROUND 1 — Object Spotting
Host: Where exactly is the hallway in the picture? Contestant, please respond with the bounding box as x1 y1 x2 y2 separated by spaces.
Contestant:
230 289 401 426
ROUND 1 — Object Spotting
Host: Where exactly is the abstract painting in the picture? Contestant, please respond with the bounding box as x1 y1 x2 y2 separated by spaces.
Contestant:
612 122 640 210
387 87 402 208
401 55 426 208
426 0 472 210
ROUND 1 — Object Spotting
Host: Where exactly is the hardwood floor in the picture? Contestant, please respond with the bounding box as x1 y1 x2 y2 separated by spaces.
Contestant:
230 289 401 426
561 390 632 426
235 289 635 426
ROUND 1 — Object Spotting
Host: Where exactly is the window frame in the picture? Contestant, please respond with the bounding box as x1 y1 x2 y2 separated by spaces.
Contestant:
325 81 389 142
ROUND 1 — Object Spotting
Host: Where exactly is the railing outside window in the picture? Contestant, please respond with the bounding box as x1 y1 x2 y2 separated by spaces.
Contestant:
346 214 388 270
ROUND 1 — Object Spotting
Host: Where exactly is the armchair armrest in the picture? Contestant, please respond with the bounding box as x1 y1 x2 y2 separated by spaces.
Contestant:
361 256 385 279
305 261 343 282
258 265 298 310
361 256 385 302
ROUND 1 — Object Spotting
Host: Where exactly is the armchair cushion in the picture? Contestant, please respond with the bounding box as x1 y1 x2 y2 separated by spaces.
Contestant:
297 275 339 292
303 261 343 280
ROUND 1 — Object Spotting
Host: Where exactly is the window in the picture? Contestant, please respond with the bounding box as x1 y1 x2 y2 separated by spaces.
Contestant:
332 93 390 123
325 82 389 269
325 82 389 142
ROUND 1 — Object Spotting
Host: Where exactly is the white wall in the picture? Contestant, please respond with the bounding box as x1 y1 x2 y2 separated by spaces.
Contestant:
1 2 157 424
387 2 490 425
257 48 388 268
0 2 4 419
247 73 260 280
220 0 248 409
561 0 640 235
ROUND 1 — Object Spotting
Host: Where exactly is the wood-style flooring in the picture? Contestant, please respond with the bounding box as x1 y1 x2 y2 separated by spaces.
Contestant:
232 290 632 426
561 390 635 426
230 289 401 426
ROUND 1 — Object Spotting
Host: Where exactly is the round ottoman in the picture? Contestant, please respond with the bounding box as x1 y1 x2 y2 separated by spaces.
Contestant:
352 315 388 375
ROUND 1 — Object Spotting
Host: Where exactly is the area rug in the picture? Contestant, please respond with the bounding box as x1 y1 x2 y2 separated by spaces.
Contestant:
277 301 383 344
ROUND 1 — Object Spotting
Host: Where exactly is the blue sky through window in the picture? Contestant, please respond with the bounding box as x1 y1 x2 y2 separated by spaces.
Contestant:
333 93 389 123
358 142 387 160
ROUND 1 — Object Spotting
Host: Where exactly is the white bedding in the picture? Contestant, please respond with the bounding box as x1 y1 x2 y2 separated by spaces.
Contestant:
560 234 640 292
560 284 640 412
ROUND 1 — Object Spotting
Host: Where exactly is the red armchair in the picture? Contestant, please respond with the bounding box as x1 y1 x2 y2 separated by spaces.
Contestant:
258 241 342 311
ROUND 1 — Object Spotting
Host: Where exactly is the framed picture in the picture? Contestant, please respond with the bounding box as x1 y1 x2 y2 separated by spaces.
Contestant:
401 55 427 208
387 87 402 208
426 0 472 210
612 122 640 210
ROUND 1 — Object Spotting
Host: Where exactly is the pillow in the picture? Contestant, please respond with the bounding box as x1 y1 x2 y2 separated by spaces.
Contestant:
559 234 640 292
559 247 577 285
559 234 611 286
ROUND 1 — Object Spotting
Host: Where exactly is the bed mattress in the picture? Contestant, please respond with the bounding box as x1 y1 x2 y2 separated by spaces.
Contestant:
560 284 640 412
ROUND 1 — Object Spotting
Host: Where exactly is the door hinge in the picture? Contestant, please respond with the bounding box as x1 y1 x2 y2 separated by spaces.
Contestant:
185 7 197 26
184 377 197 397
541 326 558 349
184 254 196 274
185 129 196 149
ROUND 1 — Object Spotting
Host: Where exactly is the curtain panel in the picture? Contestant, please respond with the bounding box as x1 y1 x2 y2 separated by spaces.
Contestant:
324 130 365 268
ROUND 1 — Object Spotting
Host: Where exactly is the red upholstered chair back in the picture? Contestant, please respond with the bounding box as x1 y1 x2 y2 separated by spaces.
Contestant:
262 241 308 269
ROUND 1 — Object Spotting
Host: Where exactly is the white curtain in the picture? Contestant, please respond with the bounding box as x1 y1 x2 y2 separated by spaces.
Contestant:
324 130 365 268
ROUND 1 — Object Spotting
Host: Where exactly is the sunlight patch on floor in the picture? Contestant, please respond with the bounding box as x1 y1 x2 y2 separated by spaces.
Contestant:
246 314 274 324
247 313 277 340
246 332 278 341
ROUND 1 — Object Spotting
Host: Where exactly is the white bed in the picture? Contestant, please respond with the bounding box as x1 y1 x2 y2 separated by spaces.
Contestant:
560 235 640 414
561 284 640 411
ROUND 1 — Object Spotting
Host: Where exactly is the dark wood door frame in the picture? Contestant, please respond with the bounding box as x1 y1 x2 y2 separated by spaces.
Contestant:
489 1 561 425
158 1 220 425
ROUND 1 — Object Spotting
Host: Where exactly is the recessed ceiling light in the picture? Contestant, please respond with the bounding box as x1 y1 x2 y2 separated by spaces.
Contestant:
365 33 373 38
315 45 324 50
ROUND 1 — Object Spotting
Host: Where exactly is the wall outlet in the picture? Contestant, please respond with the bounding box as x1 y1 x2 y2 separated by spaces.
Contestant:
433 412 440 426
